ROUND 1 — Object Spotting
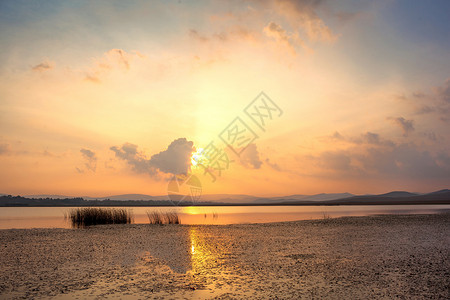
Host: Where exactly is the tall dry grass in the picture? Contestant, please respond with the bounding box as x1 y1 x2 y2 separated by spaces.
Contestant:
66 208 133 227
146 210 180 225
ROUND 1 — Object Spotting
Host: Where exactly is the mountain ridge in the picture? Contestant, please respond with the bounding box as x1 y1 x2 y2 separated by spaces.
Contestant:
7 189 448 204
1 189 449 207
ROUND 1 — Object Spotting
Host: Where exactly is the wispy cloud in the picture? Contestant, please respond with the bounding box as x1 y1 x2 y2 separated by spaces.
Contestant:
434 78 450 103
272 0 337 43
0 143 11 155
405 79 450 122
110 143 153 175
263 21 301 54
187 0 335 58
32 61 54 72
240 143 263 169
80 148 97 172
389 117 415 137
328 131 395 147
265 158 281 171
84 48 143 83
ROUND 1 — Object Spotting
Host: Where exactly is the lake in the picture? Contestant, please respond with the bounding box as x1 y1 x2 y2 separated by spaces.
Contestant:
0 205 449 229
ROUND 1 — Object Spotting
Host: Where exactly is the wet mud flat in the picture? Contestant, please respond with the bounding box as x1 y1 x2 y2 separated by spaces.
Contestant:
0 213 449 299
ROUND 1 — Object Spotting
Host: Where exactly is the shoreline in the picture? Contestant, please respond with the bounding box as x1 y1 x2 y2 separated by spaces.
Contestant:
1 211 450 230
1 213 449 299
1 208 449 230
2 202 450 207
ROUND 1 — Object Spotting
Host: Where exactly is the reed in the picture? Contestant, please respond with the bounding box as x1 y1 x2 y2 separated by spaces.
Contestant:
322 212 332 220
147 210 180 225
164 211 180 224
66 207 133 227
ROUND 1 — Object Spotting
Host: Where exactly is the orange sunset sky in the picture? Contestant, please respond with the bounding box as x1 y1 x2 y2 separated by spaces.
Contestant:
1 0 449 197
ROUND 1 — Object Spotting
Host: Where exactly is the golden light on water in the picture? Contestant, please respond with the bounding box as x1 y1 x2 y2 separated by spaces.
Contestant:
184 207 203 215
189 227 208 272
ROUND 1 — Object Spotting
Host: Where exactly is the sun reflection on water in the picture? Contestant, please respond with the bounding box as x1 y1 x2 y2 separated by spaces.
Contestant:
188 227 219 276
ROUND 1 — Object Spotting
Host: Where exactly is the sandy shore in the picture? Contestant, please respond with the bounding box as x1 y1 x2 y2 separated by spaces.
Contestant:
0 213 449 299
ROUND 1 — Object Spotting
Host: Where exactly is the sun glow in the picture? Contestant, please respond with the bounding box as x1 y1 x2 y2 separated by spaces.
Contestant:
191 148 204 166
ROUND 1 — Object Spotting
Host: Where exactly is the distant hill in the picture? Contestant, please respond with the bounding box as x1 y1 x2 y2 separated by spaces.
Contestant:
425 189 450 195
2 189 448 206
22 193 356 203
22 193 258 202
26 194 71 199
377 191 419 198
254 193 354 203
83 194 258 202
83 194 168 201
310 190 450 205
264 194 307 201
300 193 355 201
201 194 258 203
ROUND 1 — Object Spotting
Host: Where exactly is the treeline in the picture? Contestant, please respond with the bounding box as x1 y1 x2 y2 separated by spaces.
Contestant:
1 192 449 207
0 195 189 207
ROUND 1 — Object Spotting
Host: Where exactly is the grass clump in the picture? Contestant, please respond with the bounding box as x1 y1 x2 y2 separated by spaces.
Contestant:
147 210 180 225
322 212 332 220
66 208 133 227
164 211 180 224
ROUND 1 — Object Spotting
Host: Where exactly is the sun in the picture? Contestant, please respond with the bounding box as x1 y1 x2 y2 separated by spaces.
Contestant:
191 148 204 167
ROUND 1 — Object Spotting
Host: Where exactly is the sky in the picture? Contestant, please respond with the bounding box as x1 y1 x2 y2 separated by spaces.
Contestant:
0 0 449 197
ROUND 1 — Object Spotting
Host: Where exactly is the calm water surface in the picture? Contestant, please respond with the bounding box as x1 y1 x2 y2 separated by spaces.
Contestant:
0 205 448 229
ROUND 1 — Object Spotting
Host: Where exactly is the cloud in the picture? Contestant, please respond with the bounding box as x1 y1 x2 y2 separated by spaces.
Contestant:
84 75 101 84
240 143 263 169
434 78 450 103
328 131 395 147
412 92 425 98
305 140 450 180
43 150 57 157
331 131 345 140
187 0 335 58
80 148 97 172
389 117 415 137
80 148 96 159
84 48 142 83
189 29 214 42
303 128 450 180
415 105 435 115
149 138 195 175
264 22 288 41
263 22 301 54
335 11 362 24
32 61 54 72
273 0 336 43
408 79 450 122
319 151 353 171
110 138 195 177
0 143 11 155
265 158 281 171
105 49 130 70
110 142 154 175
189 26 255 46
436 152 450 169
358 143 450 179
360 132 395 147
363 132 380 145
423 132 437 142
